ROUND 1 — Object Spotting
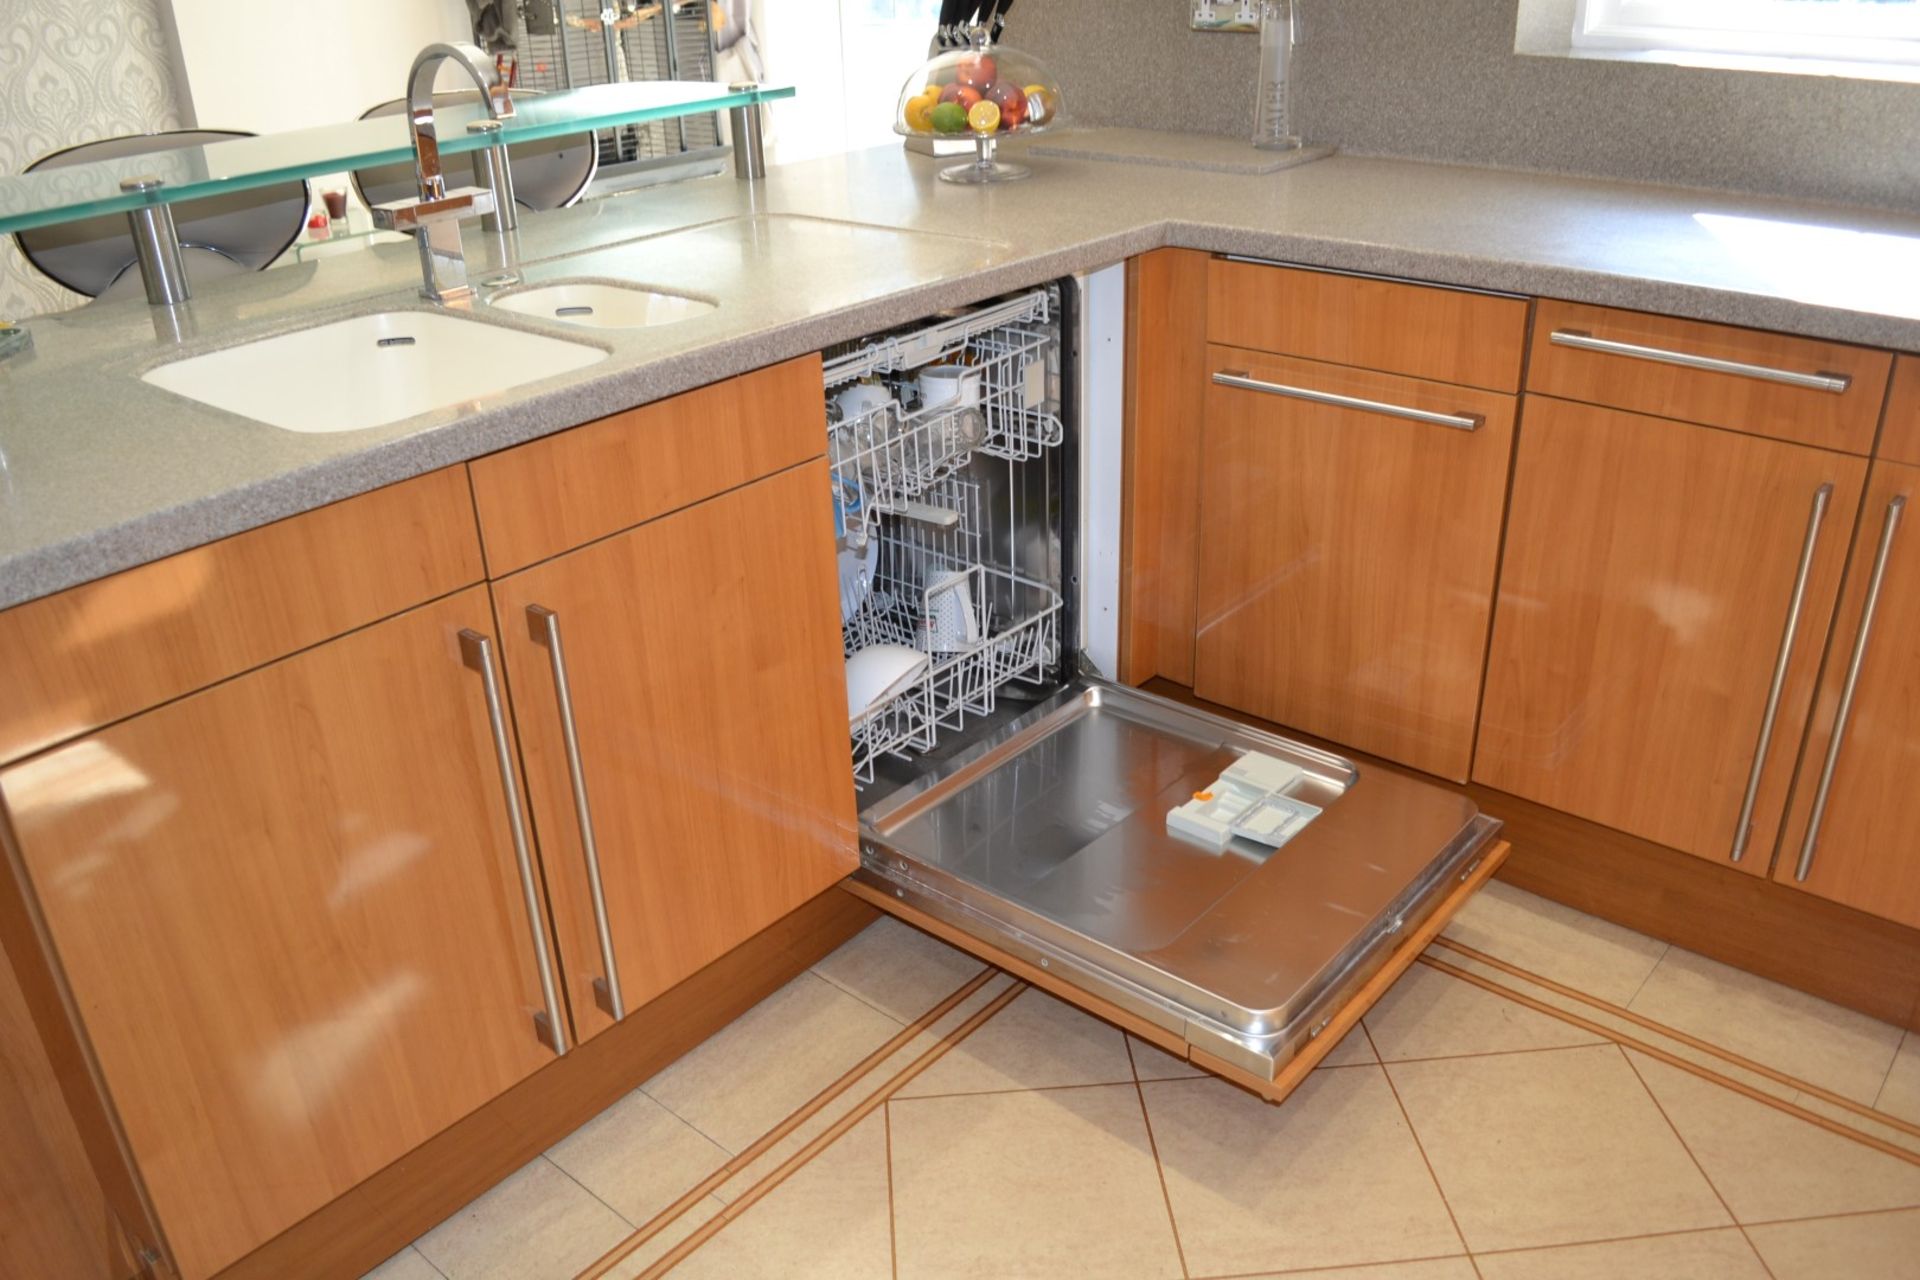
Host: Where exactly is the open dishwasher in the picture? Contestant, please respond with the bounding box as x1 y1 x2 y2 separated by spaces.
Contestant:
822 278 1505 1101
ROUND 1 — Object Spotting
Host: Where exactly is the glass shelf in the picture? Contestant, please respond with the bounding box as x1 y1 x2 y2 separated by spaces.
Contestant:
0 81 792 235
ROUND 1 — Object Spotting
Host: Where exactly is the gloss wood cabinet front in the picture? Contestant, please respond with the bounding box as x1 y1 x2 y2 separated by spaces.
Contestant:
1775 460 1920 925
1192 345 1517 781
490 459 859 1044
1474 397 1867 867
0 588 563 1280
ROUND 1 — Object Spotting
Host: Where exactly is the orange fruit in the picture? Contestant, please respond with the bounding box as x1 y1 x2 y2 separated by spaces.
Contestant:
967 99 1001 134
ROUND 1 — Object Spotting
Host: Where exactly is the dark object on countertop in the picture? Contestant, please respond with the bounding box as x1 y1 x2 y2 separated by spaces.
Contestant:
466 0 517 52
0 324 32 362
937 0 1016 47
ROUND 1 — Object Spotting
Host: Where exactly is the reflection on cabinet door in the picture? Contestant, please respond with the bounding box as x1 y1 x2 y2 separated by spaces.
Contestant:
0 588 560 1280
1776 462 1920 927
492 459 859 1044
1475 397 1866 868
1192 346 1517 781
0 942 130 1280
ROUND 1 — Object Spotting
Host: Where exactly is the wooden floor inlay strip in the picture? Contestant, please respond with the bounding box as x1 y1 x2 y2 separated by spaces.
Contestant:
575 966 998 1280
1418 953 1920 1168
634 979 1031 1278
1430 936 1920 1143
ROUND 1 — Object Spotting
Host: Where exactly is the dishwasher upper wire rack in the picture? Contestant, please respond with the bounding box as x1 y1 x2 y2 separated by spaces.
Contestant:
824 288 1064 535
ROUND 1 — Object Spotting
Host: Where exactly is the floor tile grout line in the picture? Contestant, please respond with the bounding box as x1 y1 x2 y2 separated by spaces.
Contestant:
1742 1225 1782 1280
407 1244 452 1280
883 1099 900 1280
1622 941 1671 1009
1371 1023 1478 1264
1740 1202 1920 1230
1420 953 1920 1168
1185 1248 1477 1280
1466 1222 1766 1259
1430 936 1920 1136
1870 1032 1905 1114
633 980 1031 1280
543 1152 644 1233
1371 1040 1618 1069
893 1076 1161 1103
571 966 1001 1280
812 959 991 1029
1617 1043 1745 1232
634 1086 743 1161
1127 1036 1192 1280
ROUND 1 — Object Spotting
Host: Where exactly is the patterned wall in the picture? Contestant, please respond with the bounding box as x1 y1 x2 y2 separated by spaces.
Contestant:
0 0 185 319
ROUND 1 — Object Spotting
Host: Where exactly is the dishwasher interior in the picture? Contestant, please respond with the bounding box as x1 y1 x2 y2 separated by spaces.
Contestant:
821 279 1501 1089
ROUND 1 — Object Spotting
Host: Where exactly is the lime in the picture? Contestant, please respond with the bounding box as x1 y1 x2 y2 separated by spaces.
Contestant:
930 101 968 134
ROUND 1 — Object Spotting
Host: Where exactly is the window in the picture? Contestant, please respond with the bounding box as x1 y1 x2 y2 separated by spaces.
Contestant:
1573 0 1920 70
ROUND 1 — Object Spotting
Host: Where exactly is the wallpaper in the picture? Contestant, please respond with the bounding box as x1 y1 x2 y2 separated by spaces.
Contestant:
0 0 185 319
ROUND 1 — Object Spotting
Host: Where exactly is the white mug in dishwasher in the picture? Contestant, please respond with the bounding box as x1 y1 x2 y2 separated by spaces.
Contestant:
916 364 983 409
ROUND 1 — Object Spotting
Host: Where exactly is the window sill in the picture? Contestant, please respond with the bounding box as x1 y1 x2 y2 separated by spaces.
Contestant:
1562 45 1920 85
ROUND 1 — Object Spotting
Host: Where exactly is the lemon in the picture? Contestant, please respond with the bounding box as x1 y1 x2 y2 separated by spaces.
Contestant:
904 96 935 132
967 99 1001 134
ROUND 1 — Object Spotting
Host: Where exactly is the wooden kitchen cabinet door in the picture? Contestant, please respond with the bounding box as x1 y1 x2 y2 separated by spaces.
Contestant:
1475 397 1867 868
1192 345 1518 781
492 459 859 1043
0 588 560 1280
1775 461 1920 926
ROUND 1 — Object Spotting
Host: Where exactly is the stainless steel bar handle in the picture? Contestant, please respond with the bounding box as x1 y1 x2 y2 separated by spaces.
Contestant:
1730 483 1833 863
1212 370 1481 431
461 628 570 1056
1548 330 1852 394
1795 494 1906 882
527 605 626 1022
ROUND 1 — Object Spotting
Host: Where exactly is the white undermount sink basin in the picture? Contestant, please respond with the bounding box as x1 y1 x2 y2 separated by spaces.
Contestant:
141 310 607 434
489 281 715 329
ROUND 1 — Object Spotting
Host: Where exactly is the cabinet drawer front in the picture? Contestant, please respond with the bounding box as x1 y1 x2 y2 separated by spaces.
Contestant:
1 588 556 1280
1883 357 1920 466
1193 347 1517 780
1475 397 1867 866
1206 259 1528 391
1527 301 1892 453
469 356 826 575
490 459 858 1041
1775 461 1920 926
0 467 483 766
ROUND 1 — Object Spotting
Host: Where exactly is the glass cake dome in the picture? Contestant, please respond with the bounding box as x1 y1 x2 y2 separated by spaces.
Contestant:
893 38 1063 184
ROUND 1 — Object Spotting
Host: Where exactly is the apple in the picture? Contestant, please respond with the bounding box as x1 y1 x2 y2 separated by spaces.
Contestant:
956 52 997 89
938 83 983 109
986 80 1027 127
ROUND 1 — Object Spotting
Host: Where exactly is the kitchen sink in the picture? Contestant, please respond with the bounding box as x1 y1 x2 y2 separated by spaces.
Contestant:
141 310 607 434
489 281 715 329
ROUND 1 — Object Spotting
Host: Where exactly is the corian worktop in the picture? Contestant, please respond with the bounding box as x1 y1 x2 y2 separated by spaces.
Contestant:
4 135 1919 610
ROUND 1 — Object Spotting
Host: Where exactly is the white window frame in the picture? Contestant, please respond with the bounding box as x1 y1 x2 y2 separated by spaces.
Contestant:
1573 0 1920 69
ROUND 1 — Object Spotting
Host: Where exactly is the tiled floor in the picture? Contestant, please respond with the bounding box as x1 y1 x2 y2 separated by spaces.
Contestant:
365 889 1920 1280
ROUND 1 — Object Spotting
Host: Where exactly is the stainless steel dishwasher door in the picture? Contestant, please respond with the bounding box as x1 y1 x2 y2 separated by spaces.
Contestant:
857 678 1502 1080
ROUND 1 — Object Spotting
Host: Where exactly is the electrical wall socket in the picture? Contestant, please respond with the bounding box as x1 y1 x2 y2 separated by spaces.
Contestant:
1192 0 1260 32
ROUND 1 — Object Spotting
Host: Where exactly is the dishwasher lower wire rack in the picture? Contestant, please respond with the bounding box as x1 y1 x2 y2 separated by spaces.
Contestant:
845 477 1063 784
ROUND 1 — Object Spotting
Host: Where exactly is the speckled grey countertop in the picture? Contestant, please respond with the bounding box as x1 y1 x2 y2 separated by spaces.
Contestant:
4 135 1919 610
